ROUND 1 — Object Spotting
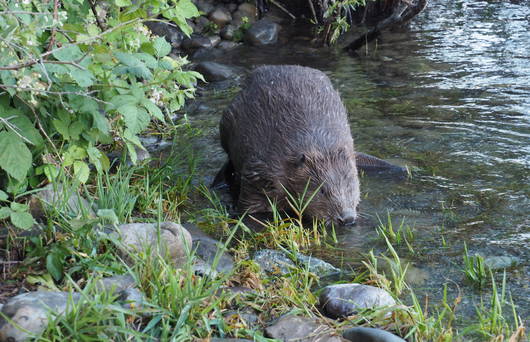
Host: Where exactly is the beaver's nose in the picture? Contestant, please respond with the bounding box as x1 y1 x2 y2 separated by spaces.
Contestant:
338 209 356 226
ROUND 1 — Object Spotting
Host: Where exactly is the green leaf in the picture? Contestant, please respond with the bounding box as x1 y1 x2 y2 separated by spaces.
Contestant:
10 210 35 230
141 99 164 121
10 202 29 212
115 0 132 6
0 207 11 219
46 253 64 281
175 0 200 18
91 111 110 135
97 209 119 224
53 119 71 140
153 37 172 58
73 161 90 183
117 104 139 132
53 44 84 62
0 190 8 202
0 131 33 182
70 69 94 87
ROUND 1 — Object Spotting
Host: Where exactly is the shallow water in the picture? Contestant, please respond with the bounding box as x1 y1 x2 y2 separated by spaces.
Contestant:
186 0 529 323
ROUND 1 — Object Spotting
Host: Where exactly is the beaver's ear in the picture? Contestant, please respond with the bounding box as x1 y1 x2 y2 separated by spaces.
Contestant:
296 153 306 167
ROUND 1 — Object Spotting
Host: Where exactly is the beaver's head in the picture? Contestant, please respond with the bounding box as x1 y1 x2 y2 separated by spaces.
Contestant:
283 147 360 225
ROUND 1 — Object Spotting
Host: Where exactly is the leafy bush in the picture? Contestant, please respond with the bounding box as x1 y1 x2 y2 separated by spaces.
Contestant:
0 0 202 226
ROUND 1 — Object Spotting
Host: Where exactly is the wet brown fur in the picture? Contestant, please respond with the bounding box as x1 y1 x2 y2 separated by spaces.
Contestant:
218 65 360 223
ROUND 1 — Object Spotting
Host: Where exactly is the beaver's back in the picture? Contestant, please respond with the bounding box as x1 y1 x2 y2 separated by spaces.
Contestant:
220 65 353 168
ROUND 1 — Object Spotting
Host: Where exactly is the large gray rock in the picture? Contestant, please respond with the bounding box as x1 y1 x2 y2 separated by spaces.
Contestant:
343 327 406 342
244 19 280 46
264 315 344 342
254 249 339 276
209 7 232 27
113 222 192 267
232 2 257 26
319 284 396 319
195 0 215 15
195 62 237 82
0 291 81 341
34 184 95 218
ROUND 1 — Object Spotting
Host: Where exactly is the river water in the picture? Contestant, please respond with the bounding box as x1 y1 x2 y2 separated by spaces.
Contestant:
185 0 530 323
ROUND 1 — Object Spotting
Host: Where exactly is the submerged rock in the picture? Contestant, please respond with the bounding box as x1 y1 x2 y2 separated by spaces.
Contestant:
319 284 396 319
0 291 81 341
264 315 344 342
484 255 521 270
343 327 406 342
195 62 238 82
244 19 280 46
113 222 192 267
182 34 214 50
254 249 340 276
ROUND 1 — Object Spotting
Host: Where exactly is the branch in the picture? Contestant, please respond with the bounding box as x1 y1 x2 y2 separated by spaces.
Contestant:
46 0 60 52
344 1 414 52
88 0 106 31
0 58 88 71
0 18 140 71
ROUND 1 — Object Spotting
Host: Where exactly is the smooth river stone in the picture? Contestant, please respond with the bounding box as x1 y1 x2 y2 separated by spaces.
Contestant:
319 283 396 319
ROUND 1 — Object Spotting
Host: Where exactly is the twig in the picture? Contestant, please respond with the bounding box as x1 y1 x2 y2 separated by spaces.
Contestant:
46 0 60 52
307 0 318 23
88 0 106 31
268 0 296 20
0 116 35 145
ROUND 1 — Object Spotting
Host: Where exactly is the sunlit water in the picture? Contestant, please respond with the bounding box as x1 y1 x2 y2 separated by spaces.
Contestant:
183 0 530 322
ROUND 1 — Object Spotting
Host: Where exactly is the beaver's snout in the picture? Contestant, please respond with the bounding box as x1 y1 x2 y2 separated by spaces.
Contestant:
338 208 357 226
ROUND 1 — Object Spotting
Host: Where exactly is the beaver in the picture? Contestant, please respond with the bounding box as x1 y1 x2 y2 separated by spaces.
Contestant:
215 65 360 225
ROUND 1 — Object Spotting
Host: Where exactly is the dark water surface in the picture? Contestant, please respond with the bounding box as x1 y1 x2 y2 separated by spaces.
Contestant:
186 0 530 322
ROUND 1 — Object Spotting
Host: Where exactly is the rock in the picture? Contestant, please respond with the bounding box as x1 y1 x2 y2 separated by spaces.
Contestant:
194 16 212 33
216 286 254 296
195 0 214 15
238 3 257 19
182 34 214 50
113 222 192 267
319 284 396 319
220 24 236 40
244 19 280 46
343 327 406 342
223 309 260 329
34 183 95 218
145 21 184 48
296 254 341 276
254 249 339 276
209 7 232 27
217 41 240 50
264 315 344 342
254 249 296 275
484 255 521 270
191 47 224 61
195 62 237 82
183 223 234 273
118 288 146 310
96 275 136 293
207 35 221 47
193 256 218 277
227 3 237 12
0 291 81 341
